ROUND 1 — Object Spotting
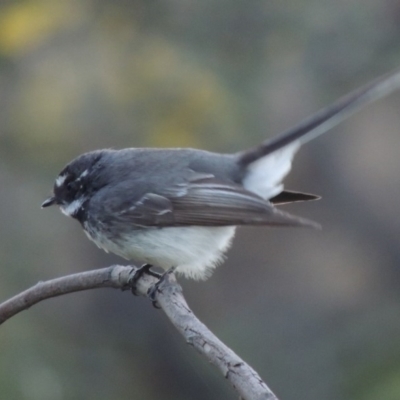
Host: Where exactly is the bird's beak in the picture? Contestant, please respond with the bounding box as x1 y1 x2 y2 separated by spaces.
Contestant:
41 196 57 208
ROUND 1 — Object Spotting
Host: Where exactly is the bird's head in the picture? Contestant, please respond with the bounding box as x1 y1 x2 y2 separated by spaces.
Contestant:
42 150 105 218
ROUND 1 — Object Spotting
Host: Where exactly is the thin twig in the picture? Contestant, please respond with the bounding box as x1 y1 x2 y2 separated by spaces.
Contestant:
0 265 278 400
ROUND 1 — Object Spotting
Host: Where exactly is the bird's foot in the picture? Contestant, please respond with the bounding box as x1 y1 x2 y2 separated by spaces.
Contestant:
131 264 162 296
148 266 176 308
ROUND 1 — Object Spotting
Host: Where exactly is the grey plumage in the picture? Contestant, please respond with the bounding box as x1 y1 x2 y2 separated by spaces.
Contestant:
81 149 317 229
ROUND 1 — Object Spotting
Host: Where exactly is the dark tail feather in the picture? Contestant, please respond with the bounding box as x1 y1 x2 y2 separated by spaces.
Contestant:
270 190 321 205
238 68 400 167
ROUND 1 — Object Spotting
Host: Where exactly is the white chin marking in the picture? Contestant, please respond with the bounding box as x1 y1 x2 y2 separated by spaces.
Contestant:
55 174 67 187
60 198 84 217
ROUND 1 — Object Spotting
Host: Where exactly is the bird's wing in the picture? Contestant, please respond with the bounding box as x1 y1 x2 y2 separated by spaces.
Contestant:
118 177 319 228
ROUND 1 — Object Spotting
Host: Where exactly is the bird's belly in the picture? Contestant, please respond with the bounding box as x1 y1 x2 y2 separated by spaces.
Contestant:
84 224 236 280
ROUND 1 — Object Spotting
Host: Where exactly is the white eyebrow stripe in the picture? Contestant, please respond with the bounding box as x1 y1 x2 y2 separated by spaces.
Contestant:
79 169 88 179
60 198 85 217
56 174 67 187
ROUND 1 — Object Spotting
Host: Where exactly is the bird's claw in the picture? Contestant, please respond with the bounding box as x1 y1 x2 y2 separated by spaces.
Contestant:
147 267 176 308
130 264 161 296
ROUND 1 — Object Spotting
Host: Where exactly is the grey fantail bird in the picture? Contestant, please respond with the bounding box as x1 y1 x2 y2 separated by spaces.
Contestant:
42 70 400 280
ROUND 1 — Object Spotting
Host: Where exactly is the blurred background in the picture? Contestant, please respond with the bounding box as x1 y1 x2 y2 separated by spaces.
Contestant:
1 1 400 399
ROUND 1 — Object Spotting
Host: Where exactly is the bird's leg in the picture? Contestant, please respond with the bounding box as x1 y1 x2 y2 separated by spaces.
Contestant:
131 264 162 296
148 266 176 308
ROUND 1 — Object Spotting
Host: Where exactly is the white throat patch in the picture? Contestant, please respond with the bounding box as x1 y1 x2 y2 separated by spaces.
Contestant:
60 198 85 217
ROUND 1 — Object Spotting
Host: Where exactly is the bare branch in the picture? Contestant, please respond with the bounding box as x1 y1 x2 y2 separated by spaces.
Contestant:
155 273 279 400
0 265 137 324
0 266 278 400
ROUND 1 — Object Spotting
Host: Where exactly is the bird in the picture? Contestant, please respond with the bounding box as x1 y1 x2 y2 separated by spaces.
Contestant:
42 69 400 282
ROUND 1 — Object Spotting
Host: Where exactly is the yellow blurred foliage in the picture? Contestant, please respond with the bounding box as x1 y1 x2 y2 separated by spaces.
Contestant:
2 10 239 157
149 81 222 148
124 38 236 148
0 1 82 55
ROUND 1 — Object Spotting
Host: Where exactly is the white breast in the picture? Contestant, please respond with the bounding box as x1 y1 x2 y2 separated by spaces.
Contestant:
84 224 236 280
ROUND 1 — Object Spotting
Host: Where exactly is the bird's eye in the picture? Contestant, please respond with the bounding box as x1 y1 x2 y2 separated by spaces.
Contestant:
66 181 75 192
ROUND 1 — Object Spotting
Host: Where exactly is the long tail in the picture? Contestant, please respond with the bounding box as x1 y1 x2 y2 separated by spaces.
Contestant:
238 68 400 166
